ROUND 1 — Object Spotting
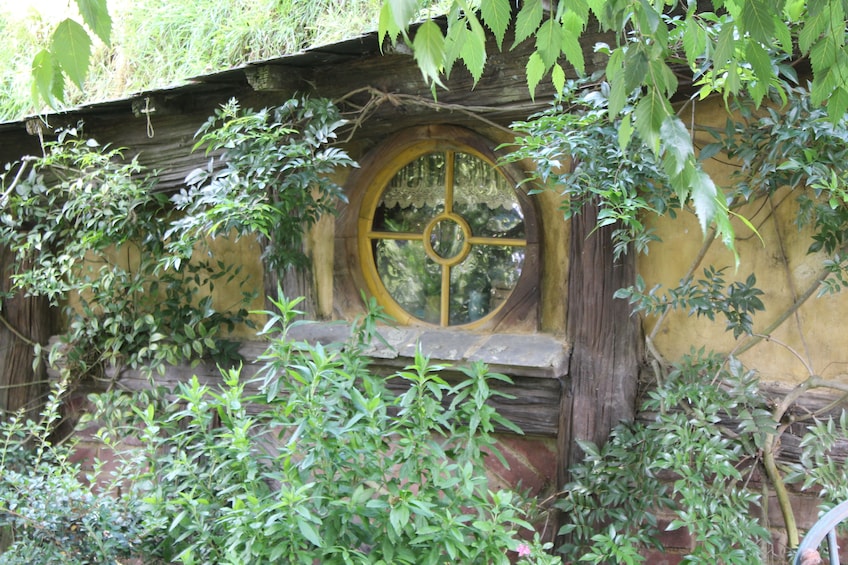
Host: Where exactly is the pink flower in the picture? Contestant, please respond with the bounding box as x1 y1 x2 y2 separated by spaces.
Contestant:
517 543 532 558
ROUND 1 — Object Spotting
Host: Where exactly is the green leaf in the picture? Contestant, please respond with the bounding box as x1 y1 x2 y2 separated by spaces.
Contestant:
51 18 92 89
648 58 678 98
712 197 739 267
712 22 737 69
660 116 694 177
551 62 566 95
637 0 661 33
740 0 777 43
31 49 62 106
634 87 671 153
810 35 839 75
682 16 706 67
526 51 546 99
608 74 627 117
605 45 624 83
798 4 828 53
75 0 111 45
535 18 563 68
297 519 323 546
412 20 446 87
512 0 543 48
618 113 634 151
623 46 649 93
389 0 419 37
480 0 511 49
378 1 402 45
560 21 585 75
773 19 793 54
690 167 719 234
811 57 839 106
827 86 848 123
460 14 487 84
443 17 468 76
745 42 772 106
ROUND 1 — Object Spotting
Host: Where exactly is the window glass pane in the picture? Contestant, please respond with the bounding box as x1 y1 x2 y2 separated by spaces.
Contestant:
374 153 446 233
429 218 465 260
448 244 525 325
453 152 524 239
374 239 441 324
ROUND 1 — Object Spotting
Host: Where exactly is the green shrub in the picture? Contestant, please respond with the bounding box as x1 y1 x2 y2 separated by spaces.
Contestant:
555 350 772 564
82 293 558 565
0 383 142 564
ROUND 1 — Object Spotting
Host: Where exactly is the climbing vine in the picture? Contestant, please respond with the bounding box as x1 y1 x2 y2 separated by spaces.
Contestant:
504 73 848 561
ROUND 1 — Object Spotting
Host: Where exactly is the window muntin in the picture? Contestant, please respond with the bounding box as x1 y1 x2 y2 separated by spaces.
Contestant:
361 147 526 327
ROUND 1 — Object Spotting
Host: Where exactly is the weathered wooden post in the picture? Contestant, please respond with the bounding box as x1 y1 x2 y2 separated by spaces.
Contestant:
557 200 641 486
0 247 52 418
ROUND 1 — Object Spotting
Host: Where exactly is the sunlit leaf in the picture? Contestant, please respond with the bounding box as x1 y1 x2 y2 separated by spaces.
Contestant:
31 49 61 106
660 116 694 177
561 24 585 75
712 196 739 267
535 18 563 68
412 20 446 87
526 51 546 99
691 167 718 234
480 0 511 49
378 1 403 45
461 16 487 84
512 0 543 48
75 0 111 45
389 0 419 36
51 18 92 89
551 62 565 94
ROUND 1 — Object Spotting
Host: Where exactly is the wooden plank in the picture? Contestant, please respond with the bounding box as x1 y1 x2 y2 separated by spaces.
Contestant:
48 322 567 437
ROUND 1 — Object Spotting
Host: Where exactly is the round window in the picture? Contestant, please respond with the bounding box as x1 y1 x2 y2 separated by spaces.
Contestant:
359 146 527 327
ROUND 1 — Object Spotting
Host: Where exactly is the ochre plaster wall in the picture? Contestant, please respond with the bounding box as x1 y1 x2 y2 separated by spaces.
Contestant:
640 98 847 386
68 234 266 339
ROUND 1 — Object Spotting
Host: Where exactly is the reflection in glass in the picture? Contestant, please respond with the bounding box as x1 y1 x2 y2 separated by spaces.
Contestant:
370 150 527 326
375 153 446 233
374 203 441 233
430 218 465 260
449 244 524 325
453 152 524 239
375 239 441 324
454 203 525 239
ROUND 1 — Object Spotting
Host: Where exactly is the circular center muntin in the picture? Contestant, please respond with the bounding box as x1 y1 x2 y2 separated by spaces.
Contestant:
423 213 471 266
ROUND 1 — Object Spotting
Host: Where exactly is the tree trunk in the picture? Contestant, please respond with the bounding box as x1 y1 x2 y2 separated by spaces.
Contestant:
557 201 641 487
0 247 52 418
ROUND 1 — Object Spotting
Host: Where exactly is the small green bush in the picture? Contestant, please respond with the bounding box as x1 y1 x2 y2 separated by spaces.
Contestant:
0 383 142 564
71 294 557 564
555 350 772 564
